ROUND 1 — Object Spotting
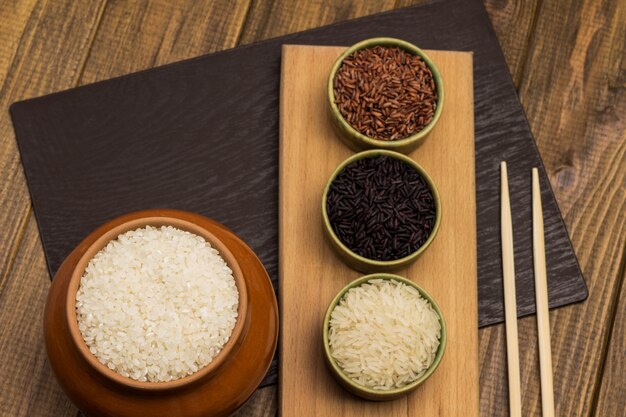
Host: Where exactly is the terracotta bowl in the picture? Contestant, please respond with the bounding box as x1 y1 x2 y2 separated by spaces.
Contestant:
43 209 278 417
65 215 248 391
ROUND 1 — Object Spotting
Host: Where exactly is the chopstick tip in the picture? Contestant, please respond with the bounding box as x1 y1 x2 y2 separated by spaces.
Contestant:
532 167 540 183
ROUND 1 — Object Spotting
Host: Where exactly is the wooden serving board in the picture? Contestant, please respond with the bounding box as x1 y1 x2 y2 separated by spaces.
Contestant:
279 45 478 416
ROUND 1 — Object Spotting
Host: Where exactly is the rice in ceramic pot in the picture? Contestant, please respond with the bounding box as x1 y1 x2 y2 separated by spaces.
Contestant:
75 225 239 383
328 279 441 390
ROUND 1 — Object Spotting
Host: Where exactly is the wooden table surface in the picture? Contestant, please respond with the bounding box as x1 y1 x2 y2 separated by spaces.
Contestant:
0 1 623 416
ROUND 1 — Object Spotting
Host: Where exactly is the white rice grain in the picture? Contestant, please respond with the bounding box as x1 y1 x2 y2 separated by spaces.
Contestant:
75 225 239 383
328 278 441 390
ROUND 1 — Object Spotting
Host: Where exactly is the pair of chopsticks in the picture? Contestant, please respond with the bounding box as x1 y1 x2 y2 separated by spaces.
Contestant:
500 162 555 417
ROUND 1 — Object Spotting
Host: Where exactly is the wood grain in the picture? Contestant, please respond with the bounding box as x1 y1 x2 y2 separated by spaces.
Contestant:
78 0 252 85
595 267 626 416
0 0 40 84
238 1 429 45
482 0 541 85
0 2 106 416
524 0 626 414
280 45 477 416
479 0 626 416
0 218 76 417
0 0 105 287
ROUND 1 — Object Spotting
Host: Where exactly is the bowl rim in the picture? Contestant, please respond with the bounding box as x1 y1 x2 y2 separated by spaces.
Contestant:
322 273 447 397
327 37 445 150
66 214 249 391
322 149 442 269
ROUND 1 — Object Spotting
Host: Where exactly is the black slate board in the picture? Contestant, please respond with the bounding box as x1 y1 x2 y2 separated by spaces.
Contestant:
10 0 587 387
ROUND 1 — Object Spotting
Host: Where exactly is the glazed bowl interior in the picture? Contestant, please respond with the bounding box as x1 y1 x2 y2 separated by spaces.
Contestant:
66 216 248 391
327 37 445 153
322 274 447 400
322 149 442 273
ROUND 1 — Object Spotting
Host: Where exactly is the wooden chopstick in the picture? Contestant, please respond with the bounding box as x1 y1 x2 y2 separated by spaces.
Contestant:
532 168 555 417
501 161 522 417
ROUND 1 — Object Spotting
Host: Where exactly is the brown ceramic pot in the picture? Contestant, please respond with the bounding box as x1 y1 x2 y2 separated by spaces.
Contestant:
44 209 278 417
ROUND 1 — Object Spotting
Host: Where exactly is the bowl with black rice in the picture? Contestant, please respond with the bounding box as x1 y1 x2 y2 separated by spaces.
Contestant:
328 37 444 154
322 150 441 272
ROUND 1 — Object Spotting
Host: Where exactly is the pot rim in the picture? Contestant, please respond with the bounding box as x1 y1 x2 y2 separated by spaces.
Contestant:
65 214 249 391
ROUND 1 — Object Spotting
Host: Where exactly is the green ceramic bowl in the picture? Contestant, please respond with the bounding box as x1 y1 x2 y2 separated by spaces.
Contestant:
327 37 444 154
322 274 447 401
322 149 441 273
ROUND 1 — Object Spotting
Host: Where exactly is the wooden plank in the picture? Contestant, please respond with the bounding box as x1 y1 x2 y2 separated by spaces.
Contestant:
79 0 252 85
238 0 419 45
0 218 76 417
280 45 476 416
0 0 106 286
595 267 626 415
0 0 40 86
0 1 107 411
483 0 541 86
480 0 626 415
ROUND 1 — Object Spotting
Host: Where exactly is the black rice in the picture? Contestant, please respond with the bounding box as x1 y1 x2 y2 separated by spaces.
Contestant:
326 155 436 261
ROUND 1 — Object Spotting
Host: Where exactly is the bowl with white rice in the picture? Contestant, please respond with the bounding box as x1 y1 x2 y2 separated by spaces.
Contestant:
62 213 248 391
43 210 278 416
323 274 446 400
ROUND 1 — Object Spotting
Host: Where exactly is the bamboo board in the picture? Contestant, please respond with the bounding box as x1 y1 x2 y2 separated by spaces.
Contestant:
279 45 477 416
